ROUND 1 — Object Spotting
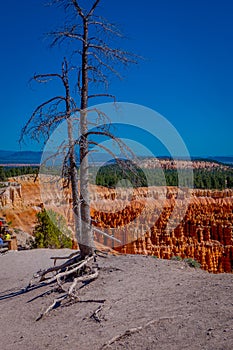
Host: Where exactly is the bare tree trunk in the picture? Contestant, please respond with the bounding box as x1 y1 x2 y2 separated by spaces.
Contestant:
79 18 94 257
63 60 81 251
67 118 81 246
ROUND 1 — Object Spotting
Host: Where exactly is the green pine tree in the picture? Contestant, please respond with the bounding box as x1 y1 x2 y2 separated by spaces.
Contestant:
33 209 72 249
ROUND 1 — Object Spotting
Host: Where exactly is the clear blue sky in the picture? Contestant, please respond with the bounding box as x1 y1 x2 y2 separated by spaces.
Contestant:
0 0 233 156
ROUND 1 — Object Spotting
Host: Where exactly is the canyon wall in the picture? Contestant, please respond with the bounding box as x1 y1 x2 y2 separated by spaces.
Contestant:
0 176 42 234
0 176 232 273
91 187 233 273
0 182 22 208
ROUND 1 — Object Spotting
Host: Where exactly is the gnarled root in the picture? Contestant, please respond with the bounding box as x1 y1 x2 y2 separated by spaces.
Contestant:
25 251 105 320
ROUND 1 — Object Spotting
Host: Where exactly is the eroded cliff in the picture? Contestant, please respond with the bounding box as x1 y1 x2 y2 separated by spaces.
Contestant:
0 176 232 272
91 187 233 273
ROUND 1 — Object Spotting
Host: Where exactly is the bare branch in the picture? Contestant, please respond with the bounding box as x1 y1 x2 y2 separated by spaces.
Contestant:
87 0 101 18
87 130 136 160
88 93 116 102
89 44 138 65
20 96 66 143
90 17 124 38
33 73 63 83
88 52 123 79
87 65 109 88
86 107 112 127
72 0 85 18
49 30 85 44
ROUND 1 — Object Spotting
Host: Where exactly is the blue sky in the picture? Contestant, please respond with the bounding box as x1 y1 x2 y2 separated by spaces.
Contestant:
0 0 233 156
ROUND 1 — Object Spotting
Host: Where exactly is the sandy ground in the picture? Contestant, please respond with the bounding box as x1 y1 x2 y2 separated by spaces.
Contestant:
0 249 232 350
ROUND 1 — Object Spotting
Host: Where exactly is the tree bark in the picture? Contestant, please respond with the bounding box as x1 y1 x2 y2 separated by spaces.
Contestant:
67 118 81 247
79 18 94 257
63 60 82 252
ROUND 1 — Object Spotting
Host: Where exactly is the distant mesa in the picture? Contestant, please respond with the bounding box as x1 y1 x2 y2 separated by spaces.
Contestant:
0 149 233 167
208 156 233 165
0 150 42 165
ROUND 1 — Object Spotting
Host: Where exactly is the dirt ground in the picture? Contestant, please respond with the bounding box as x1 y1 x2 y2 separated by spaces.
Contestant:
0 249 232 350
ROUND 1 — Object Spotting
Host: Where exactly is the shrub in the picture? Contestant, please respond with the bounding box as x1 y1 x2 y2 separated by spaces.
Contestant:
170 255 182 261
33 209 72 249
183 258 201 268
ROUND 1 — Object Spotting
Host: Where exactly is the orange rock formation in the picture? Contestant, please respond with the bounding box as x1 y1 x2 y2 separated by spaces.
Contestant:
91 187 233 273
0 176 232 273
0 176 42 234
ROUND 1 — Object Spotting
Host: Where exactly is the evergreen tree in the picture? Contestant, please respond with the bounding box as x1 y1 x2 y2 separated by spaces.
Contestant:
33 209 72 249
0 167 6 181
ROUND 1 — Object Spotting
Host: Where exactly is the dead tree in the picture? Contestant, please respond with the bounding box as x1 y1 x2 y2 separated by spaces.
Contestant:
20 0 139 318
21 0 137 259
20 58 82 246
49 0 137 257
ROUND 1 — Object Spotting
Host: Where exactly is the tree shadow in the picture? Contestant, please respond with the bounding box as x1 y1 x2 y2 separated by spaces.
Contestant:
0 281 53 301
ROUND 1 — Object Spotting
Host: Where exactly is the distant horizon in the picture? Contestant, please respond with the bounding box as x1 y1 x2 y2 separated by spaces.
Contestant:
0 149 233 160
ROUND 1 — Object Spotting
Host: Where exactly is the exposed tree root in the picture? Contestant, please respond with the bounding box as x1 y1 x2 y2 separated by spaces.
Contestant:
90 304 104 323
36 295 67 321
68 265 98 295
101 326 143 348
33 252 82 281
24 250 107 320
101 317 174 349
